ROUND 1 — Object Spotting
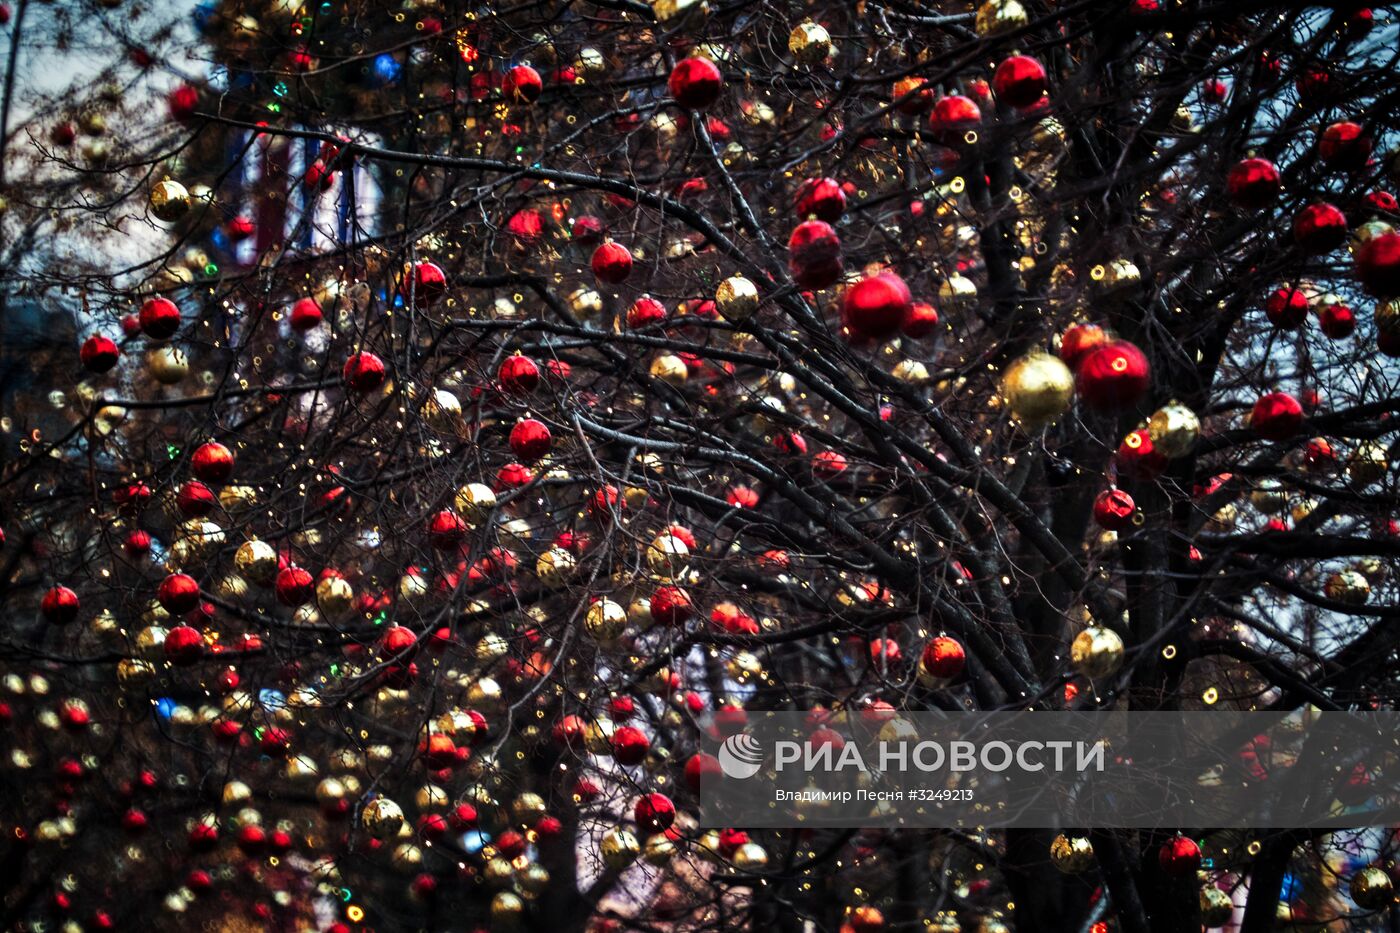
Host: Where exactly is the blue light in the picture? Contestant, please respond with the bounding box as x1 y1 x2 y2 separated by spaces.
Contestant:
155 698 177 720
369 54 402 88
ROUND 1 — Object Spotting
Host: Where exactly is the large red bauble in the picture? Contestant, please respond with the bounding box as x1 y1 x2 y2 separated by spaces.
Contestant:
427 509 468 550
902 302 939 339
191 441 234 483
685 752 723 793
626 297 667 329
508 418 552 462
168 84 199 122
420 733 459 770
164 625 204 666
920 636 966 681
1158 837 1202 878
402 262 447 303
1076 340 1150 411
590 240 633 284
929 94 982 145
1318 302 1356 339
787 220 843 289
1226 157 1281 209
1092 488 1137 530
158 573 202 614
1319 121 1372 171
506 208 544 248
176 481 217 518
611 725 650 765
992 55 1048 108
41 585 80 624
1059 323 1109 370
1264 287 1310 328
138 297 181 340
668 57 723 110
1117 429 1168 480
634 793 676 834
1355 232 1400 296
1250 392 1304 441
1292 202 1347 253
650 584 693 625
503 64 543 104
795 177 846 222
289 297 323 331
275 566 315 606
343 352 387 392
80 335 120 373
842 273 913 342
498 354 540 393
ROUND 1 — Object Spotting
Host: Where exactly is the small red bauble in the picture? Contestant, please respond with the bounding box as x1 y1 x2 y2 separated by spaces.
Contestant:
138 297 181 340
498 354 540 393
1076 340 1150 410
275 566 315 606
1202 78 1229 103
902 302 939 339
813 449 848 479
669 57 723 110
929 95 981 146
1226 157 1281 209
506 209 544 249
226 216 255 241
80 335 120 373
787 219 844 289
164 624 204 666
892 77 934 115
1092 488 1137 530
920 636 966 681
795 177 846 222
191 441 234 483
992 55 1048 108
1265 286 1310 328
1319 121 1372 171
427 509 467 550
842 273 913 342
1293 202 1348 253
1250 392 1304 441
503 64 543 104
1059 323 1109 370
176 481 217 518
41 585 80 624
1355 231 1400 297
420 733 458 770
402 261 447 303
343 351 387 392
1318 302 1356 339
124 529 152 557
495 462 534 489
1117 429 1168 480
509 418 552 462
168 84 199 122
157 573 202 614
626 296 668 329
572 214 606 244
650 584 693 625
289 297 323 331
591 240 633 284
634 793 676 834
189 823 219 851
1158 836 1201 878
685 752 722 793
611 725 650 765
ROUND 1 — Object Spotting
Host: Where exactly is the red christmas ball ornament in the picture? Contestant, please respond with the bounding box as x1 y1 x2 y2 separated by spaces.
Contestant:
591 240 633 284
842 273 913 342
669 56 723 109
1202 78 1229 103
920 636 966 681
1092 488 1137 531
1293 202 1348 253
343 351 387 392
1076 340 1150 410
685 752 722 793
626 296 668 329
1295 66 1336 107
929 95 981 145
1116 429 1168 480
226 216 255 241
80 335 120 373
420 733 459 770
50 122 76 146
509 418 552 462
892 76 934 115
138 297 181 340
1317 300 1356 339
1319 121 1372 171
289 297 323 331
188 823 218 851
813 449 849 480
1158 836 1201 878
795 176 846 222
1355 231 1400 297
787 219 844 289
191 442 234 484
650 584 693 626
176 481 217 518
1058 323 1109 370
572 214 606 244
498 354 540 394
157 573 201 614
992 55 1048 108
168 84 199 122
611 725 651 765
901 302 939 339
427 509 468 550
1226 157 1281 209
123 529 152 558
1250 392 1304 441
275 566 315 606
505 209 544 249
634 793 676 834
40 585 79 624
495 462 534 490
403 261 448 303
164 625 204 666
503 64 543 104
1265 286 1310 328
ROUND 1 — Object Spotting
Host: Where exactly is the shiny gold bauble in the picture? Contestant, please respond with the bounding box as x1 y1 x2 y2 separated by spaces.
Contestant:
361 797 404 839
316 575 354 617
1354 558 1387 586
511 792 548 824
568 287 604 319
788 20 832 65
1148 402 1200 458
733 842 769 870
235 539 278 586
1001 352 1074 428
1095 258 1141 290
467 677 504 709
647 533 689 574
454 482 497 522
134 625 167 659
1353 220 1395 249
1070 626 1124 679
649 353 689 385
517 862 551 895
939 273 979 307
643 833 676 865
536 547 575 587
1351 865 1395 910
147 347 189 384
975 0 1029 35
892 359 930 384
422 388 462 433
1324 569 1371 605
600 828 641 870
1249 478 1288 514
585 598 628 642
415 783 450 811
391 842 422 871
1376 299 1400 337
651 0 707 23
117 659 156 687
1347 441 1390 487
315 777 346 805
149 179 191 222
219 484 258 512
716 275 760 322
1200 887 1234 927
490 891 525 925
1049 834 1094 873
222 781 252 806
584 717 616 756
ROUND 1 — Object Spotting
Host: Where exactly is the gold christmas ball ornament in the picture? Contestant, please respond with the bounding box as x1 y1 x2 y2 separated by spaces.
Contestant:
976 0 1029 35
490 891 526 925
586 598 628 643
315 777 347 805
647 533 689 574
454 482 497 522
716 275 761 322
1001 352 1075 428
788 20 832 65
316 575 355 617
1347 441 1390 487
1376 299 1400 337
939 273 979 307
1094 258 1142 290
732 841 769 870
1353 220 1395 249
893 359 930 384
117 659 156 687
1148 402 1200 458
651 0 707 24
1200 888 1234 928
147 347 190 384
600 827 641 870
511 792 548 824
234 539 278 586
422 388 463 433
149 179 191 222
1250 478 1288 514
360 797 404 839
649 353 689 385
568 287 604 319
1324 569 1371 605
536 547 575 587
643 833 677 865
1049 834 1094 873
1070 626 1124 679
1350 865 1395 911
